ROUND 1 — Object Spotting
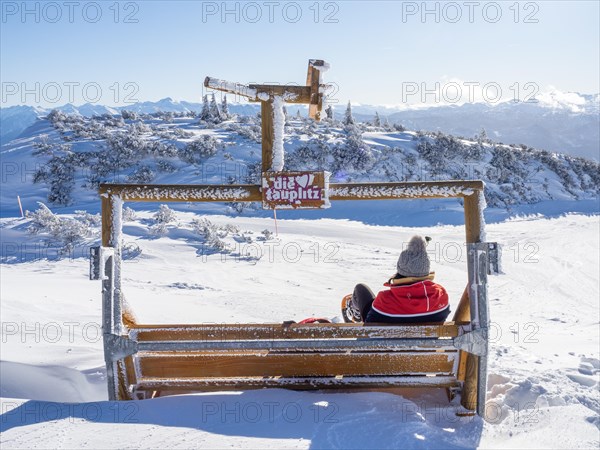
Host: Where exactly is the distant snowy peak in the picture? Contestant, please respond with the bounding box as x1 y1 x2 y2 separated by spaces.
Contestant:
534 91 599 114
76 103 119 117
0 105 47 143
119 98 202 114
341 91 600 117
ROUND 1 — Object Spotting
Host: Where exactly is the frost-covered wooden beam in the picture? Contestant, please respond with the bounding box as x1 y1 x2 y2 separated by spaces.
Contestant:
99 181 483 203
329 181 484 201
99 183 262 202
99 179 485 246
204 79 312 104
248 84 312 103
134 376 460 393
203 77 258 100
138 352 457 378
129 322 464 341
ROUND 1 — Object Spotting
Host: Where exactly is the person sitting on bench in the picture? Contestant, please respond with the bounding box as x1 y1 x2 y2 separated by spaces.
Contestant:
350 235 450 323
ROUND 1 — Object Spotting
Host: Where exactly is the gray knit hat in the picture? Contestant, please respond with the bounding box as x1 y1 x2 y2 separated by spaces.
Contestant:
396 235 431 277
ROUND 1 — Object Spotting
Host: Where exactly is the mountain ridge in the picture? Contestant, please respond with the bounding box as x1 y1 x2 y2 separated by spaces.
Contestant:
2 90 598 159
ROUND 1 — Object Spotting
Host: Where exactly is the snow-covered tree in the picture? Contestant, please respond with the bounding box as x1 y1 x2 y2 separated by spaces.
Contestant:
373 111 381 127
331 125 373 172
191 217 233 252
121 110 138 120
179 135 220 164
325 104 334 120
221 95 230 119
33 149 77 206
150 204 177 235
154 204 177 224
26 202 93 254
127 165 155 183
343 101 355 126
122 207 137 221
476 128 490 144
106 130 147 168
46 109 68 126
200 95 211 122
209 94 221 122
161 111 174 123
383 117 393 131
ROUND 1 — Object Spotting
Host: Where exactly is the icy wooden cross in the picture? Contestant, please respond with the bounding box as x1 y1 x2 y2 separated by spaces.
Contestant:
204 59 329 173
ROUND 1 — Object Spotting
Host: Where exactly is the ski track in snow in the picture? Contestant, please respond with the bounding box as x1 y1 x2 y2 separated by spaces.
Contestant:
0 213 599 449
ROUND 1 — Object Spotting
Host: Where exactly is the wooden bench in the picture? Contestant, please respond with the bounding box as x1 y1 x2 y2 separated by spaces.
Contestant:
110 321 478 411
96 180 494 416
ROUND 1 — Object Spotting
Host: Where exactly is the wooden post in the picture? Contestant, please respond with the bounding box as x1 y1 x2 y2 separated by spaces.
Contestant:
306 60 323 120
261 100 274 172
453 191 483 321
101 195 113 247
117 360 133 400
464 191 482 244
461 355 479 411
458 190 483 413
453 286 470 323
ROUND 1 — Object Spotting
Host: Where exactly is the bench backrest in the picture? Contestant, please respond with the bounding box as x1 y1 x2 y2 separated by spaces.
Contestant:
124 322 464 398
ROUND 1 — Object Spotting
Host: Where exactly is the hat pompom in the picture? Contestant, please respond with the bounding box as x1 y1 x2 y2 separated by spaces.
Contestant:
406 235 427 253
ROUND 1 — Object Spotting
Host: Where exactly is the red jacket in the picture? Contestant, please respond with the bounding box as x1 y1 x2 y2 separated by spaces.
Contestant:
371 280 449 318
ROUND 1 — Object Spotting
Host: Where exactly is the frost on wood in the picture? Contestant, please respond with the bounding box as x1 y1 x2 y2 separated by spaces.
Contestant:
478 188 488 242
283 92 298 101
271 96 285 172
98 246 114 281
329 184 475 199
205 77 257 100
110 195 124 334
323 171 332 208
110 195 123 248
104 186 255 201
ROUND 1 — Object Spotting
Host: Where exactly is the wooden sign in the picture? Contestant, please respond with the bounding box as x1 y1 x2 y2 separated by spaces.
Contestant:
262 171 330 209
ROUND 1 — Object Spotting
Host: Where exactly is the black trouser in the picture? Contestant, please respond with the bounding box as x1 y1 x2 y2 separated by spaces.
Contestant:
352 283 377 321
352 283 451 323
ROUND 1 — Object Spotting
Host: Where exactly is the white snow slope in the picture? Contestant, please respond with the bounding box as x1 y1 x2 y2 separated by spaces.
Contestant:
1 210 599 449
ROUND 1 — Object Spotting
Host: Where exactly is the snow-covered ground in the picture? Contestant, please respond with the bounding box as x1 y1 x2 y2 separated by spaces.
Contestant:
1 211 598 449
0 106 598 448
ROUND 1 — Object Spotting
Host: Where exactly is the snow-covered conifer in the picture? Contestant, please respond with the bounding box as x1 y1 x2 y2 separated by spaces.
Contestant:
209 94 221 123
343 101 355 126
221 95 230 119
325 104 334 120
373 111 381 127
200 95 211 122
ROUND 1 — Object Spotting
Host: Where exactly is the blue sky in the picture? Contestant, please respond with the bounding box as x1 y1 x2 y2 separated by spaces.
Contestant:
1 1 599 107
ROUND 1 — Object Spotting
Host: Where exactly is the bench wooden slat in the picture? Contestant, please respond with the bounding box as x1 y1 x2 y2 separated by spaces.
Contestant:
134 376 460 392
138 352 456 378
130 322 462 341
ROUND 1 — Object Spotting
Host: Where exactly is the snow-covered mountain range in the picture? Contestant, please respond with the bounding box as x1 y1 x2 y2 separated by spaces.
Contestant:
2 90 598 159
